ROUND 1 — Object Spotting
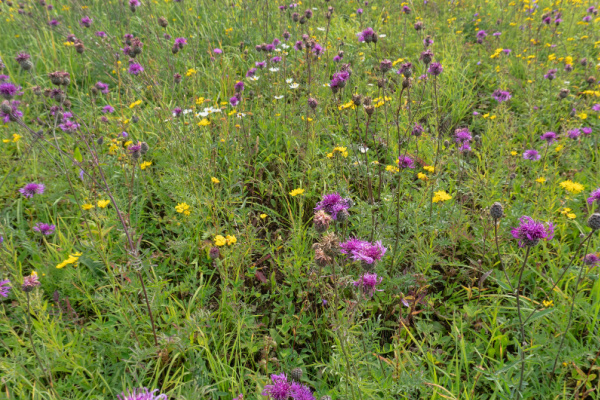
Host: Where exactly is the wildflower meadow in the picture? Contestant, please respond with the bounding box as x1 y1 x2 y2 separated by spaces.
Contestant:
1 0 600 398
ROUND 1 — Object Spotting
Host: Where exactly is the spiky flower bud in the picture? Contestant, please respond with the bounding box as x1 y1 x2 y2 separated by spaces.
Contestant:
0 101 12 114
314 210 332 233
290 368 303 382
587 76 596 85
209 247 220 259
74 41 85 54
97 136 104 145
158 16 168 27
364 105 375 116
380 59 393 73
308 97 318 110
140 142 149 155
558 88 570 99
352 93 362 106
132 115 139 123
588 213 600 231
490 202 504 220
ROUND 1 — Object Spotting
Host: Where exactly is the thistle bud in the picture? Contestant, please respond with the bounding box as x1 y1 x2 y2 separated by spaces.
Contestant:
290 368 303 382
364 105 375 116
352 93 362 106
308 97 318 110
209 247 220 259
158 16 168 27
380 59 393 73
587 76 596 85
314 210 332 233
588 213 600 231
490 202 504 220
140 141 149 154
97 136 104 145
558 88 569 99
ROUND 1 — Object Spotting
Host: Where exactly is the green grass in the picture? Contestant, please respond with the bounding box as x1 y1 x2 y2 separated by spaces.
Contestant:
0 0 600 398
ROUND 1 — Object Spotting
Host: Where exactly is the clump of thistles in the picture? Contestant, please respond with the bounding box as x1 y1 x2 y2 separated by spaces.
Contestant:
511 216 554 247
117 387 167 400
262 373 315 400
340 238 386 267
353 272 383 297
314 193 352 220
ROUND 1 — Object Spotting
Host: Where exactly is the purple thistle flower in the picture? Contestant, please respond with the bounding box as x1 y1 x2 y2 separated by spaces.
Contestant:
128 142 142 155
0 100 23 123
587 188 600 205
503 48 512 54
95 81 109 94
567 128 581 139
340 238 386 265
128 63 144 75
476 30 487 39
582 15 591 22
289 382 316 400
582 127 592 136
583 253 600 267
333 55 342 62
493 31 502 36
0 75 9 82
398 155 415 169
234 81 245 93
314 193 352 220
0 82 19 100
117 388 167 400
540 131 557 144
523 149 541 161
95 31 107 38
59 120 80 133
21 273 40 292
312 43 324 56
459 142 472 152
271 56 282 63
229 96 240 107
412 123 423 136
255 61 266 69
213 48 222 54
511 216 554 247
454 127 472 143
15 52 31 63
353 273 383 297
423 36 434 47
357 27 377 43
172 107 182 117
544 69 557 80
102 105 115 114
593 104 600 112
174 37 187 48
0 279 11 297
272 38 281 46
428 62 443 76
397 62 413 77
492 89 511 103
129 0 141 7
246 68 257 77
356 8 363 14
262 374 291 400
33 222 56 236
19 183 45 198
79 16 92 27
49 19 60 26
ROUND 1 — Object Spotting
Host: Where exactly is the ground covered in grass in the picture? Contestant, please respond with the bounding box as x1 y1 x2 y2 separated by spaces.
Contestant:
0 0 600 398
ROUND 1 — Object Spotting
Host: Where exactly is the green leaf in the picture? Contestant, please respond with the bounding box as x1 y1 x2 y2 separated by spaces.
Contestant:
74 147 83 162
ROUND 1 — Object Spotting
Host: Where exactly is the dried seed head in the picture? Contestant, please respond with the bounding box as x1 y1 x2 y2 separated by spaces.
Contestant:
364 105 375 116
558 88 570 99
158 16 168 27
209 247 220 259
314 210 332 233
320 232 340 257
308 97 318 110
313 247 333 267
490 202 504 220
352 93 362 106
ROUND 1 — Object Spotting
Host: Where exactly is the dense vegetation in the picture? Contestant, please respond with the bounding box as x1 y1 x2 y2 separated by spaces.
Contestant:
0 0 599 398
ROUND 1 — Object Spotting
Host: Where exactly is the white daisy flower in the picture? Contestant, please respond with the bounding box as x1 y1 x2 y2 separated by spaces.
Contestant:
286 78 294 83
317 27 326 31
269 67 280 72
289 83 300 89
281 44 290 49
249 76 260 81
274 95 284 99
359 146 369 153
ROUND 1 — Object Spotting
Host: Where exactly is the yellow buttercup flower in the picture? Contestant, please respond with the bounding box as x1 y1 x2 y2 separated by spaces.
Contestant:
423 166 435 173
260 214 267 219
185 68 197 77
129 100 142 109
211 177 220 184
567 213 576 219
140 161 152 170
559 180 584 194
214 235 227 247
386 165 400 173
198 119 211 127
82 203 94 210
536 177 546 184
289 188 305 196
97 199 110 208
417 172 428 181
432 190 452 203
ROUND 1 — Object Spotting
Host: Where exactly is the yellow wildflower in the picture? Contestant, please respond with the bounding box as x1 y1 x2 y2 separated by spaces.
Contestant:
211 177 220 184
423 166 435 173
214 235 227 247
260 214 267 219
140 161 152 170
543 300 554 308
185 68 197 77
97 199 110 208
198 119 210 127
196 97 205 105
2 133 21 143
386 165 399 173
559 180 584 194
129 100 142 108
289 188 305 197
226 235 237 245
432 190 452 203
567 213 576 219
175 202 191 216
417 172 428 181
536 177 546 184
56 252 82 269
81 203 95 210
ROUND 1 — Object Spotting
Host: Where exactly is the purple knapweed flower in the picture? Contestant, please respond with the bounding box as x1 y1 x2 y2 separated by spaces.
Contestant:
492 89 511 103
79 16 92 27
476 30 487 39
340 238 386 265
128 63 144 75
59 119 80 133
129 0 141 7
246 68 257 77
398 155 415 169
117 388 167 400
262 374 291 400
314 193 352 220
583 15 591 22
102 105 115 113
49 19 60 26
544 69 557 80
454 127 472 144
229 96 240 107
0 280 11 297
540 131 557 144
96 81 109 94
213 48 222 54
503 49 512 54
584 253 599 267
356 8 363 14
459 142 472 152
172 107 182 117
19 183 45 198
357 27 377 43
0 75 9 82
234 81 244 93
493 31 502 36
255 61 266 69
271 56 282 63
428 62 443 76
412 123 423 136
95 31 107 38
0 100 23 123
511 216 554 247
587 188 600 205
312 43 324 56
174 37 187 48
33 223 56 236
0 82 19 100
289 382 316 400
582 127 592 136
353 273 383 297
523 149 541 161
567 128 581 139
